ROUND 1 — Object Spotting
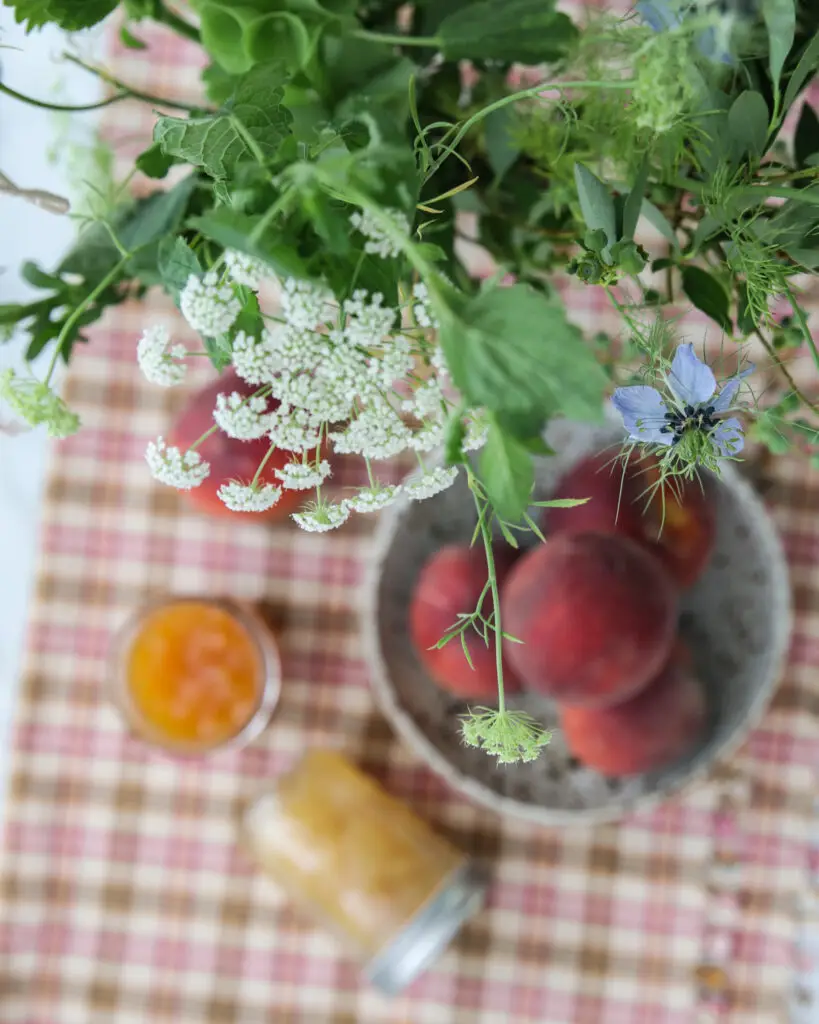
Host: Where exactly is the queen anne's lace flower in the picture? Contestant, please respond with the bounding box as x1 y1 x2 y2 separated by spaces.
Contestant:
232 330 281 385
180 271 241 337
280 278 335 331
409 420 445 452
330 403 412 460
462 410 490 452
345 485 401 513
349 207 409 259
342 290 397 349
145 437 209 489
405 465 459 500
267 404 322 452
136 324 187 387
275 460 332 490
412 282 439 329
217 481 281 513
213 392 270 440
224 249 269 290
292 501 350 533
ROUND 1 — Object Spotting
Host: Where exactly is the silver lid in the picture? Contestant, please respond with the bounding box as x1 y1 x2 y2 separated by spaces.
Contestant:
364 861 488 996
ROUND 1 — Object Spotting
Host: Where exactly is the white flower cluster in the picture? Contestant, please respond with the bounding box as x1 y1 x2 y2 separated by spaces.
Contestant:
224 249 269 290
412 282 439 329
275 460 331 490
180 271 241 337
345 484 401 513
349 207 410 259
330 403 412 460
405 466 459 501
136 325 187 388
217 481 281 513
145 438 209 490
213 392 270 440
293 501 351 533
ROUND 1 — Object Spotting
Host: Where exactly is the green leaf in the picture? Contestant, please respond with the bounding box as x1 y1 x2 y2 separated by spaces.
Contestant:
795 103 819 168
438 2 577 63
157 238 202 302
119 175 198 252
574 164 616 248
479 418 534 522
439 284 607 428
20 262 62 289
135 142 175 180
533 497 590 508
6 0 117 31
154 62 293 181
727 91 770 161
762 0 796 99
621 157 649 243
203 334 233 372
484 106 520 182
640 198 679 252
119 24 147 49
681 266 731 332
783 32 819 111
188 208 308 278
737 283 757 335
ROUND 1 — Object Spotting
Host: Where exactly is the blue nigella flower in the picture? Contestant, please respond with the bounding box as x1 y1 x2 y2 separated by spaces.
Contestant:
612 344 752 459
636 0 736 65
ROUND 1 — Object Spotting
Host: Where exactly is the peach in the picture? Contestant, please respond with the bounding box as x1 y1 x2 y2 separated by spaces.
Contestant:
169 370 302 521
410 543 522 699
559 641 708 775
544 451 715 587
501 531 677 705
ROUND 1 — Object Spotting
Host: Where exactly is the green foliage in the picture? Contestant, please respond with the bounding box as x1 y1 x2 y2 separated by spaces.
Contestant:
4 0 117 31
479 418 534 522
437 1 578 63
154 62 293 181
761 0 795 103
681 266 731 333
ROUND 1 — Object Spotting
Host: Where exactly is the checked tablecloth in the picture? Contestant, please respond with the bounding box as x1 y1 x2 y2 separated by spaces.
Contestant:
1 15 818 1024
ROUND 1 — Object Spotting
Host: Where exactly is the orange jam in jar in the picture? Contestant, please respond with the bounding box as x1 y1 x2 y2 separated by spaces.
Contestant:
112 598 280 755
242 750 487 993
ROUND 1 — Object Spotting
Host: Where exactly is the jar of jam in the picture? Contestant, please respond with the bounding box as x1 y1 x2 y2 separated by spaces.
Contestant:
242 749 487 993
110 597 280 756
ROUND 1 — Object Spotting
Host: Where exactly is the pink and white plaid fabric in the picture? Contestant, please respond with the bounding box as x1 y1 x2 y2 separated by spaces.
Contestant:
0 14 817 1024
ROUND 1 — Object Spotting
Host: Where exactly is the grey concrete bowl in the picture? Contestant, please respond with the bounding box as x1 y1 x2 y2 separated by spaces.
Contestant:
362 420 792 825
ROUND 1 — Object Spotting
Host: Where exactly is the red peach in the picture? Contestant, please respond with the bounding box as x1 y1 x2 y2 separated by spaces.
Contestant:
410 543 522 699
559 641 707 775
544 451 715 587
501 531 677 705
169 370 302 521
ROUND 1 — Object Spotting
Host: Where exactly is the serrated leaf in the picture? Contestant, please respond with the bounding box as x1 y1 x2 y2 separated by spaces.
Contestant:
762 0 795 99
439 285 607 429
479 419 534 522
135 143 174 180
438 1 577 63
728 91 769 161
7 0 117 31
681 265 731 332
154 62 293 181
574 164 617 247
157 238 201 302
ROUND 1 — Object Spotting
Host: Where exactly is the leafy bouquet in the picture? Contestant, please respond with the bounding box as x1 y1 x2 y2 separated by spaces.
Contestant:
2 0 819 762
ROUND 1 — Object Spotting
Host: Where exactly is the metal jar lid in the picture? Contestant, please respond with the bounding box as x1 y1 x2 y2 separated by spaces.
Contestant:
364 861 488 996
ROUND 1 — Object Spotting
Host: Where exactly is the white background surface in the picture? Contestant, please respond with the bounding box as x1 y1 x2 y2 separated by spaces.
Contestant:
0 10 816 1020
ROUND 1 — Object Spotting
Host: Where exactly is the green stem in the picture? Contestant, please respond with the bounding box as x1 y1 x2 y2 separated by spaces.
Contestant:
783 280 819 375
753 328 819 414
251 443 278 488
62 54 202 113
154 1 201 43
352 29 439 48
44 253 132 385
426 79 634 180
0 80 124 113
468 468 506 713
188 423 221 452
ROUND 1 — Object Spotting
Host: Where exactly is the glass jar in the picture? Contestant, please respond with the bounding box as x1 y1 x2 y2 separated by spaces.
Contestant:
110 597 280 756
242 749 487 994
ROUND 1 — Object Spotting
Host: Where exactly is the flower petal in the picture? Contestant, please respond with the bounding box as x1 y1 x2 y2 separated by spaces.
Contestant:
712 363 755 413
711 417 745 458
668 344 717 407
611 387 673 445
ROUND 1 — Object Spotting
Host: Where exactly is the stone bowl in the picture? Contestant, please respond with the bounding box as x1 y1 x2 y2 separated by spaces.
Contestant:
362 420 792 825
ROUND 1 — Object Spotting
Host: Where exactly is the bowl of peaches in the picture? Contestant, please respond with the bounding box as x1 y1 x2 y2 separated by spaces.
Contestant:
363 419 791 824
